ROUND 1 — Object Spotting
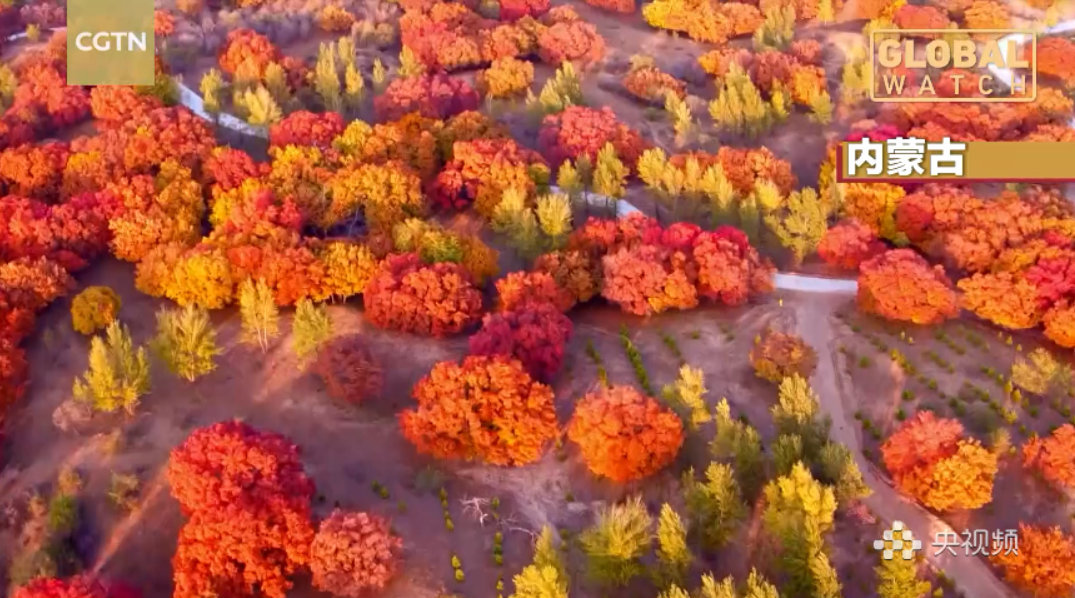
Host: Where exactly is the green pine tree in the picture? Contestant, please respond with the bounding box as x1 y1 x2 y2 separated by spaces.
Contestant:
661 364 712 431
371 58 387 93
773 434 805 476
656 503 691 585
72 321 150 414
738 192 762 243
711 399 764 498
772 374 831 455
152 304 220 383
875 552 931 598
534 61 583 114
557 160 583 202
709 63 775 137
263 62 291 107
702 164 738 226
580 496 652 587
238 278 280 353
763 186 827 266
0 64 17 109
343 62 366 111
292 298 332 366
658 585 691 598
816 442 872 505
762 463 837 598
536 193 572 249
682 462 748 550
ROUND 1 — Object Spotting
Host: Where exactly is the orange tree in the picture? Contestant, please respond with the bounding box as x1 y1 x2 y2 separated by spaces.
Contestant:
992 524 1075 598
1022 424 1075 491
399 355 558 466
363 253 483 336
881 410 997 511
495 270 576 312
312 334 383 404
857 249 959 324
749 329 817 383
816 219 886 271
566 385 684 482
308 510 403 598
13 576 139 598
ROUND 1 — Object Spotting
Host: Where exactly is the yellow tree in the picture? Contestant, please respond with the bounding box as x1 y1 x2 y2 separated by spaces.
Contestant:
764 186 827 265
239 278 280 353
72 321 151 414
152 304 221 382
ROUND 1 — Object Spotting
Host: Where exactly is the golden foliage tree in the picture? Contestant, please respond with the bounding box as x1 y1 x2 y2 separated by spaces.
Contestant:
152 304 221 382
72 320 150 414
239 278 280 353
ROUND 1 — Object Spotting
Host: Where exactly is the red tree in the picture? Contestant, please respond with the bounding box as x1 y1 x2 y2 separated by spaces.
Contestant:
363 253 483 336
495 270 575 312
309 510 404 597
313 334 384 404
857 249 959 324
399 355 558 465
817 219 886 270
268 111 345 149
958 271 1044 330
374 74 480 122
537 106 646 170
691 228 775 305
992 524 1075 598
1022 424 1075 491
600 243 698 316
566 385 684 482
533 249 602 304
468 302 573 381
218 28 279 77
13 576 139 598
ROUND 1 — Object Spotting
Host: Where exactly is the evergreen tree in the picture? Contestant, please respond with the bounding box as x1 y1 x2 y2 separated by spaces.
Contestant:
0 64 16 109
152 304 220 382
875 552 930 598
683 462 748 550
808 91 834 125
239 278 280 353
536 193 572 248
744 569 782 598
738 192 762 243
752 179 784 213
492 187 543 258
702 164 738 226
762 463 837 598
292 298 332 366
337 35 356 69
1012 347 1072 397
637 148 668 191
580 496 652 587
656 503 691 586
772 374 831 455
662 364 711 431
712 399 765 497
535 61 583 114
511 526 569 598
72 321 150 414
698 570 781 598
810 551 842 598
816 442 872 505
200 68 224 114
773 434 805 476
840 46 871 106
665 92 693 147
371 58 387 93
315 42 342 112
658 585 691 598
592 143 628 200
753 5 796 50
764 187 827 266
241 85 282 126
575 155 595 192
263 62 291 107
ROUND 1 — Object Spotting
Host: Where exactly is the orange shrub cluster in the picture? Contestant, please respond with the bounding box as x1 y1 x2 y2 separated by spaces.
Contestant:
313 334 384 404
430 137 547 216
992 524 1075 598
309 510 403 597
857 249 959 324
468 301 573 381
0 192 113 270
13 576 139 598
642 0 763 44
538 106 647 170
817 219 886 271
533 249 602 304
749 329 818 383
699 46 827 107
107 162 205 263
269 111 345 150
168 421 315 598
1037 37 1075 88
666 147 796 196
317 4 356 32
363 252 483 336
374 74 481 122
70 285 121 335
477 57 535 98
583 0 636 13
893 4 952 29
881 410 997 511
567 385 684 482
89 86 164 125
323 160 427 231
623 65 687 104
963 0 1010 28
218 28 279 78
878 88 1074 141
1022 424 1075 491
399 355 558 465
495 270 576 312
399 1 605 71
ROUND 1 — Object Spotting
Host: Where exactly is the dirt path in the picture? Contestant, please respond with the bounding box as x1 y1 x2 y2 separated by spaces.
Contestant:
792 295 1017 598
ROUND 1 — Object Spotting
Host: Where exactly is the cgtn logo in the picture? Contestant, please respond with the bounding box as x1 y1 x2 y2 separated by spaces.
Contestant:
870 30 1036 102
73 32 149 53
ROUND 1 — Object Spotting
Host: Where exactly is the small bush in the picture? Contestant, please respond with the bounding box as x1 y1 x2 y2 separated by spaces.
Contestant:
70 286 121 335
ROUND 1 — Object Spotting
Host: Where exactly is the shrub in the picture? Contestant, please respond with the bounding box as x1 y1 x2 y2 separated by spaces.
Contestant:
817 219 886 271
477 57 535 98
468 303 573 381
858 249 959 325
749 329 818 382
268 111 345 149
70 286 121 335
374 74 480 121
399 355 558 465
495 270 575 312
537 20 607 64
313 334 384 404
567 385 684 482
533 249 602 304
601 244 698 316
538 106 646 171
623 65 686 104
309 510 403 597
364 253 484 336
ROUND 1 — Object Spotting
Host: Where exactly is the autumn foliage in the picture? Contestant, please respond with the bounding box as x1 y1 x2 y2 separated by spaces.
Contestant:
538 106 647 170
567 385 684 482
13 576 139 598
363 253 483 336
857 249 959 325
399 355 558 465
623 65 686 104
1022 424 1075 491
468 302 573 381
269 111 345 150
642 0 763 44
430 138 547 216
168 421 315 598
309 510 403 598
495 270 576 312
817 219 886 270
476 57 535 98
749 329 818 383
313 334 384 404
374 74 481 122
881 411 998 511
70 285 121 335
992 524 1075 598
533 249 602 304
218 28 279 78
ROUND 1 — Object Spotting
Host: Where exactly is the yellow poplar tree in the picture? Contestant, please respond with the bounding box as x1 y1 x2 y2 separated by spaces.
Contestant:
72 321 150 414
152 304 221 382
239 278 280 353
